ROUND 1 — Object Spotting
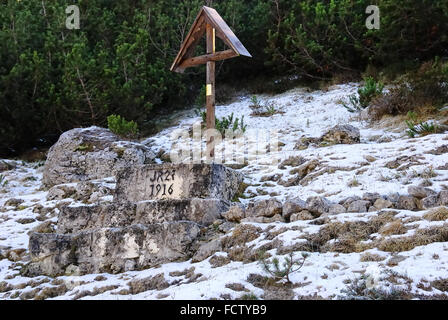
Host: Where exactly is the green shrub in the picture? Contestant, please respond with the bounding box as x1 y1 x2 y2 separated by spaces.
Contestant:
249 96 281 117
107 114 139 139
0 174 8 188
358 77 384 108
196 110 247 135
342 95 362 113
342 77 383 112
258 251 309 283
405 111 438 138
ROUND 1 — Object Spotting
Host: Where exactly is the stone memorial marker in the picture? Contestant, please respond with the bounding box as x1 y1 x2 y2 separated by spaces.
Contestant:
26 163 243 276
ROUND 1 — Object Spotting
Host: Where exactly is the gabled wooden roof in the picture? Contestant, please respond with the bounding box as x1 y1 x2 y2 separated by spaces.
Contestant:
170 6 251 73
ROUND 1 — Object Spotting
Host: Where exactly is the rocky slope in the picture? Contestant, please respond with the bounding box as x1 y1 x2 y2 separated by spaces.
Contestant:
1 83 448 300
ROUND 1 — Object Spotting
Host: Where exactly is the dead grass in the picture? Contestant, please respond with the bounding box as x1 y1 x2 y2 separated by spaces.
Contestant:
307 211 396 253
379 220 408 236
423 207 448 221
360 252 386 262
378 224 448 252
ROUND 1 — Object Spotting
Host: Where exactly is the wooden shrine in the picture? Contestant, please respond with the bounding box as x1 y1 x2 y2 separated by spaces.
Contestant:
170 6 251 158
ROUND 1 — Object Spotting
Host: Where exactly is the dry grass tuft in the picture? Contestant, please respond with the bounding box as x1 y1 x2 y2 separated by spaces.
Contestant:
360 252 386 262
378 224 448 252
379 220 408 236
423 207 448 221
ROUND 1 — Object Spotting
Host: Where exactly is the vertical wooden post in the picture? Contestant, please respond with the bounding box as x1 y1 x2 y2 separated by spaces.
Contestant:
206 23 216 160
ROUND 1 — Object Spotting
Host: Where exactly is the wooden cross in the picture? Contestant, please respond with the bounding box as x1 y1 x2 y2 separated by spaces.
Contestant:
170 6 251 160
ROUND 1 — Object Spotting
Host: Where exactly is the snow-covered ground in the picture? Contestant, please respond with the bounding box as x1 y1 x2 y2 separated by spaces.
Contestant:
1 83 448 300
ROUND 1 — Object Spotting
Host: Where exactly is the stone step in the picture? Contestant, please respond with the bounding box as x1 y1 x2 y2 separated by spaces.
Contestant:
57 198 229 234
114 163 242 202
26 221 201 277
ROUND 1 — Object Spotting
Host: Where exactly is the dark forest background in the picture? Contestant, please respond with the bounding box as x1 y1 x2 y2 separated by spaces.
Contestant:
1 0 447 156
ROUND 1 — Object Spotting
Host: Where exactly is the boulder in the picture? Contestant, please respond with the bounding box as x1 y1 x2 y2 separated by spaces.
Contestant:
114 163 242 202
306 196 330 217
328 204 346 214
421 195 439 209
347 200 370 213
397 195 418 211
362 192 381 204
4 198 24 207
278 156 306 169
46 184 76 201
27 222 201 276
408 186 436 199
373 198 393 210
290 211 314 222
439 191 448 206
192 239 222 263
289 159 320 179
222 206 245 223
282 198 307 220
245 199 282 218
57 198 229 233
43 126 156 187
340 196 361 209
241 214 284 224
320 124 360 145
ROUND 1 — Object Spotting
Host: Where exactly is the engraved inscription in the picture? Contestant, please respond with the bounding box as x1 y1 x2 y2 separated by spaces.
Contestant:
148 169 176 198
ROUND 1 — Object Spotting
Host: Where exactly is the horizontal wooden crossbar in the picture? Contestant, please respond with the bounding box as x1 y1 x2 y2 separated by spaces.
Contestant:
179 49 238 70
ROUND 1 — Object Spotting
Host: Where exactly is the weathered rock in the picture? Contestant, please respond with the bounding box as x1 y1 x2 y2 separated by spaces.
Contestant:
282 198 307 220
57 198 228 233
241 214 284 224
43 126 156 187
46 184 76 201
385 193 400 203
290 211 314 222
347 200 370 213
340 196 361 208
4 198 24 207
373 198 393 210
305 196 330 217
222 206 245 223
328 204 346 215
245 199 282 218
397 195 418 211
439 191 448 206
114 163 242 202
362 192 381 204
320 124 360 145
290 159 320 178
278 156 306 169
192 239 222 263
421 195 439 209
408 186 436 199
294 137 320 150
218 221 236 233
27 222 201 276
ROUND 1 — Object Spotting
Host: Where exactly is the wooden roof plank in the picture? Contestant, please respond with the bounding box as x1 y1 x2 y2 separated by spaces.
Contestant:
170 8 206 71
170 6 251 73
202 6 251 57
